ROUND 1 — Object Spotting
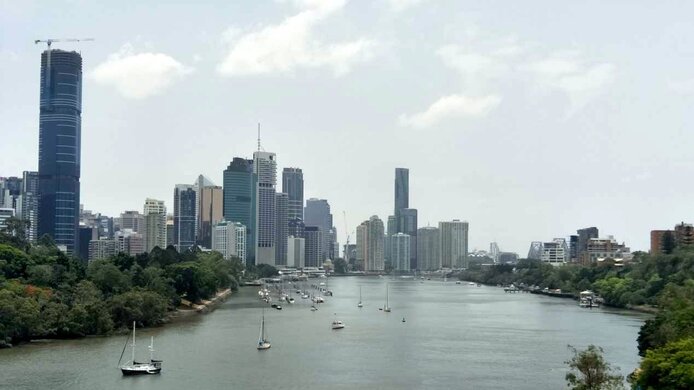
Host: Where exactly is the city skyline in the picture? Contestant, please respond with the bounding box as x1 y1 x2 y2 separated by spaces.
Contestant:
3 1 694 254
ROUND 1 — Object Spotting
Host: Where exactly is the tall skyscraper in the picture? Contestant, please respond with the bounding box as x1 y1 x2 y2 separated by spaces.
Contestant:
385 215 396 262
398 208 418 269
196 178 223 248
173 184 196 251
417 226 440 271
254 151 277 265
303 226 322 267
287 236 305 268
288 217 305 239
439 220 469 268
21 171 39 243
37 49 83 254
391 233 411 271
489 242 500 263
223 158 255 265
143 198 167 252
304 198 334 260
275 192 288 265
394 168 409 217
355 216 385 271
282 168 303 220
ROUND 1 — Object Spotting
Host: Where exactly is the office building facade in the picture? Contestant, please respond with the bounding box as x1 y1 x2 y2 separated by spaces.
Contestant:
253 151 277 265
173 184 196 251
223 158 255 264
417 226 440 271
282 168 303 220
37 50 83 254
439 220 469 268
304 198 334 260
391 233 411 271
275 193 288 265
211 220 246 262
303 226 322 267
143 198 167 252
287 236 305 268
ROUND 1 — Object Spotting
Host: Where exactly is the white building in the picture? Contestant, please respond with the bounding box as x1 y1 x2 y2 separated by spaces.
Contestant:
88 238 117 262
253 151 277 265
143 198 167 252
439 220 469 268
355 216 385 271
541 238 569 266
116 228 145 256
211 220 247 262
287 235 305 268
0 208 15 231
391 233 411 271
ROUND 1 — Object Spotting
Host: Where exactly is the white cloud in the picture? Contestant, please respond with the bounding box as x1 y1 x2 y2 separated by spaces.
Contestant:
525 54 614 112
399 94 501 128
437 44 510 87
387 0 425 12
91 44 192 99
217 0 375 77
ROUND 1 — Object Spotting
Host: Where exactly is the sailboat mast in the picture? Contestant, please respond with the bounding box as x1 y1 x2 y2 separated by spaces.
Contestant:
150 336 154 361
131 321 136 364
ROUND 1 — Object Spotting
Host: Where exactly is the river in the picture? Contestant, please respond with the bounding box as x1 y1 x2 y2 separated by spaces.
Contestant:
0 276 648 390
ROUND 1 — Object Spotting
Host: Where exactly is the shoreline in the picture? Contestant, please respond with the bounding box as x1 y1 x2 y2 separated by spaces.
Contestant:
1 288 234 349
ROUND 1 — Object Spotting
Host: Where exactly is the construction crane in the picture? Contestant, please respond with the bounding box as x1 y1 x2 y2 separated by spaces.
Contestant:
34 38 94 50
343 211 354 260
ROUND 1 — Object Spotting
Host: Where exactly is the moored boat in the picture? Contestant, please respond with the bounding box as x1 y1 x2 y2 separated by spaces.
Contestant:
119 322 162 376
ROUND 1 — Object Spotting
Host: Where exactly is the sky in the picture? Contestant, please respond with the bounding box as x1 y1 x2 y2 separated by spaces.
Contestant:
2 0 694 255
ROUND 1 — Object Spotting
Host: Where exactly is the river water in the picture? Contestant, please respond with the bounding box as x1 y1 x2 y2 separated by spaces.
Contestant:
0 277 648 390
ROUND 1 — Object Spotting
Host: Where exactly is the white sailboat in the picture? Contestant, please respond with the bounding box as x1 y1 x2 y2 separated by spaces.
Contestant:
119 322 162 375
357 286 363 308
257 310 271 350
384 284 391 312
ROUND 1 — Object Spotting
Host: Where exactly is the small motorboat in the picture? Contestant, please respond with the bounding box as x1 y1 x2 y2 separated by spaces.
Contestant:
402 317 406 323
310 305 318 311
331 314 345 330
271 303 278 308
275 305 283 310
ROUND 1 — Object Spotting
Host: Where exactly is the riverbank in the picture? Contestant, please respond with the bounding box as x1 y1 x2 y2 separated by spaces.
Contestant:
170 288 233 319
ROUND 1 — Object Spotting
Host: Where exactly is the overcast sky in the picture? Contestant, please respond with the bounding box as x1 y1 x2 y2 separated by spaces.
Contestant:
2 0 694 254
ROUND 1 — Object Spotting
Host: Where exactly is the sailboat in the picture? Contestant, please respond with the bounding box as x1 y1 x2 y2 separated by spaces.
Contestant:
257 310 271 350
383 284 391 312
119 322 162 375
357 286 363 308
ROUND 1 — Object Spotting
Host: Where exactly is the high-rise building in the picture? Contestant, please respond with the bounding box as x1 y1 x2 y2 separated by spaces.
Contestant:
282 168 303 220
223 158 255 264
385 215 396 262
21 171 39 243
303 226 322 267
118 210 145 234
394 168 409 217
355 216 385 271
287 236 305 268
577 227 599 259
398 208 418 269
254 151 277 265
417 226 440 271
0 208 15 231
37 49 83 255
211 220 246 262
78 226 98 262
116 229 145 256
569 235 579 261
498 252 519 264
304 198 334 260
391 233 411 271
166 214 174 247
275 193 288 265
288 217 305 239
0 177 22 211
541 238 568 266
143 198 167 252
439 220 469 268
173 184 196 251
196 179 223 248
88 238 117 262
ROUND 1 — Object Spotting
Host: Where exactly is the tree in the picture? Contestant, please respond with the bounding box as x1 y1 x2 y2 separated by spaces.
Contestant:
333 258 348 274
663 231 676 254
635 337 694 389
0 217 30 251
565 345 624 390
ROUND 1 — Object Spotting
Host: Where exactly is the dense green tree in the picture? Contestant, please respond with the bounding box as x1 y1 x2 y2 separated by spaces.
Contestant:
0 217 30 251
0 244 32 279
168 262 217 302
565 345 624 390
87 260 131 296
109 289 167 328
635 337 694 389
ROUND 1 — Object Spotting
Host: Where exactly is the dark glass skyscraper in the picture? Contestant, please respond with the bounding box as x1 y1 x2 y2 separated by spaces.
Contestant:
173 184 196 251
282 168 303 220
394 168 409 217
37 50 83 254
223 158 255 264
